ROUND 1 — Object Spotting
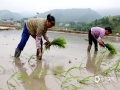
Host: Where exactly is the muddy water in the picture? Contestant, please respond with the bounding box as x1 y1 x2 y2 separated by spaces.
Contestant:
0 30 120 90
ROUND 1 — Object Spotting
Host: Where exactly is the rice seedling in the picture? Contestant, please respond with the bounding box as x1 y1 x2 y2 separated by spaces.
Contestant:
28 54 35 62
52 66 66 77
62 84 82 90
12 51 21 64
61 76 79 87
77 76 93 85
64 66 80 77
44 37 66 50
7 71 32 89
52 66 83 86
12 57 21 64
53 64 91 89
114 60 120 72
17 74 32 86
33 68 44 78
101 60 120 75
12 57 17 64
105 43 117 54
0 65 5 72
52 49 120 90
53 66 81 79
84 38 88 41
7 72 20 89
18 73 28 80
69 84 82 90
39 87 47 90
8 83 16 89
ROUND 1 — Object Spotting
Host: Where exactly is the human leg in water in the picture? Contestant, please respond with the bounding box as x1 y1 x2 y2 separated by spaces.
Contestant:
36 38 43 60
14 23 30 58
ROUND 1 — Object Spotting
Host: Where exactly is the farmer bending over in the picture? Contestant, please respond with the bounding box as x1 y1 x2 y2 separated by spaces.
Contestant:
14 14 55 60
87 26 112 52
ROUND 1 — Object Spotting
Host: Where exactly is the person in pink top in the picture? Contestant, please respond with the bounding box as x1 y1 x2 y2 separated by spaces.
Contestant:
87 26 112 52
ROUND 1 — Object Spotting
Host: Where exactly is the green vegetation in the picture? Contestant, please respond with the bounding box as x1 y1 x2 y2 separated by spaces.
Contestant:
1 9 120 34
105 43 117 54
4 46 120 90
82 15 120 34
52 51 120 90
33 68 44 78
102 60 120 75
54 15 120 34
0 65 5 72
28 54 35 62
45 37 66 50
51 37 66 48
7 72 19 89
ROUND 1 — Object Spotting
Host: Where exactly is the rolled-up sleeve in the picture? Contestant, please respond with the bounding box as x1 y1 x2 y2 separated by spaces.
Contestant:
97 31 105 42
97 37 102 42
36 36 42 49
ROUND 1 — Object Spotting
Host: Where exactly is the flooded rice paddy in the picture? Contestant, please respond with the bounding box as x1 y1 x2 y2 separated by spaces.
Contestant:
0 30 120 90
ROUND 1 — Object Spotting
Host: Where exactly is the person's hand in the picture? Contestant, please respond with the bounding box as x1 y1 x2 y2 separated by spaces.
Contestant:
99 41 105 47
37 48 42 60
44 41 51 50
44 41 51 45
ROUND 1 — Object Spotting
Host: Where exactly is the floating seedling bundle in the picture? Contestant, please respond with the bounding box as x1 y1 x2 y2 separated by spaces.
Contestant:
105 43 117 54
44 37 66 50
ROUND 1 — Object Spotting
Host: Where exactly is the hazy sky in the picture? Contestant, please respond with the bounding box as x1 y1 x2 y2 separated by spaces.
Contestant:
0 0 120 13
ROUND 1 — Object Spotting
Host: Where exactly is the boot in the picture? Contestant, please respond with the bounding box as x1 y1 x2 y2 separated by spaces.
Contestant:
14 48 21 58
95 47 98 51
87 45 92 52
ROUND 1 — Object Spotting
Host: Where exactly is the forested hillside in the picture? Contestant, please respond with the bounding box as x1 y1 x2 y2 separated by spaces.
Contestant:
81 15 120 34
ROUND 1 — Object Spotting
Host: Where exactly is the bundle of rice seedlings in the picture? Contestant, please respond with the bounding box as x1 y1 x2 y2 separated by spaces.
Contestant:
44 37 66 50
105 43 117 54
84 38 88 41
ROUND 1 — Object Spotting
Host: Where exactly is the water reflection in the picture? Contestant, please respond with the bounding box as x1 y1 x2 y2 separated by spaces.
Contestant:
115 37 120 42
105 52 115 60
15 58 49 90
104 36 120 42
86 51 103 74
0 30 120 90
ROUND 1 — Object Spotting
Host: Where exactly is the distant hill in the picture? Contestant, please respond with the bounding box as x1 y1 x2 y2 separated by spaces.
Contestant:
37 8 102 23
0 10 23 20
81 15 120 34
1 8 120 22
95 8 120 16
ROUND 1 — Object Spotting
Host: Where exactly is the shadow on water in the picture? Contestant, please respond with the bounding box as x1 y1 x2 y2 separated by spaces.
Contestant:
86 51 108 76
86 51 101 74
85 51 120 90
86 51 118 75
14 58 49 90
